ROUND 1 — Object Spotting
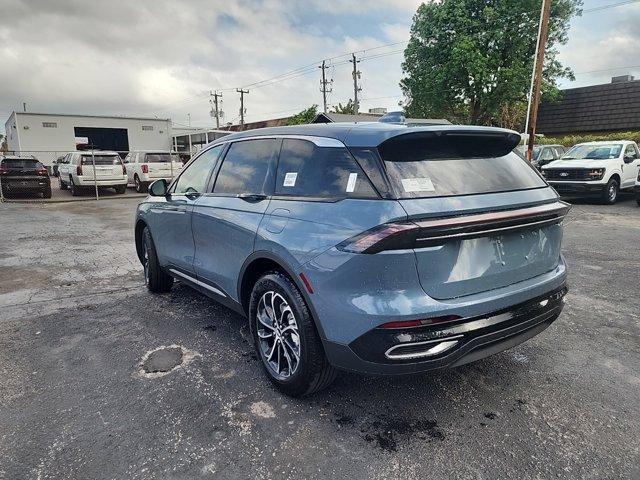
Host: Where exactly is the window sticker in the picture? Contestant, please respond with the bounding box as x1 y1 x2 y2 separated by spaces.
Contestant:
401 177 435 193
283 172 298 187
346 172 358 193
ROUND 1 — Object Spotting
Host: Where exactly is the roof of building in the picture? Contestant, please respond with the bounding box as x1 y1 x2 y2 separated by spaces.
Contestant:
313 112 451 125
208 123 518 148
8 111 171 122
537 79 640 135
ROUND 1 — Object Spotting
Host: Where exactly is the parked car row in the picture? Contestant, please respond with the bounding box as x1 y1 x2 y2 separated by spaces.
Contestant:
123 151 182 193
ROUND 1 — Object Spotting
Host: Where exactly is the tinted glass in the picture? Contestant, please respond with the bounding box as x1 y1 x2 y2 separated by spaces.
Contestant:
145 153 172 163
377 135 546 198
81 155 121 166
1 159 41 169
563 144 622 160
276 139 377 198
214 139 278 195
173 145 222 194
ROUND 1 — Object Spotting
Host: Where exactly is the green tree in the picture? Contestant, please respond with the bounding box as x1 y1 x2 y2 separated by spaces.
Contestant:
331 99 356 114
286 105 318 125
401 0 581 126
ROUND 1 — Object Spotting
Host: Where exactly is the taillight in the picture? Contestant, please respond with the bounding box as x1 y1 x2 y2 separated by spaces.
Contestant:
36 168 48 176
0 168 9 175
337 202 571 254
141 164 148 174
77 165 83 176
378 315 462 329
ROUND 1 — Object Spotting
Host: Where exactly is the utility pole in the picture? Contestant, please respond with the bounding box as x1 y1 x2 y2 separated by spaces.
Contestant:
526 0 552 162
350 53 362 114
237 88 249 130
187 113 191 127
319 60 333 114
210 91 223 129
22 102 26 112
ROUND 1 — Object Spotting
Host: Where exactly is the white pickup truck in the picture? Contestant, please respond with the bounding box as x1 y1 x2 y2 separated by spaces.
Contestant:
541 140 640 204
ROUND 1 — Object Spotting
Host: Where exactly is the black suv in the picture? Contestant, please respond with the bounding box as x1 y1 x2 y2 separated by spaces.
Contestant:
0 156 52 198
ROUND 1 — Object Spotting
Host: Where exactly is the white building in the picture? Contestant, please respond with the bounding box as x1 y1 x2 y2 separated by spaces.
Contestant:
4 112 172 166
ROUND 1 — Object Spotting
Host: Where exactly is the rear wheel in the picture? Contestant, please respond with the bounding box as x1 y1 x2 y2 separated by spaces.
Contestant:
602 178 619 205
249 272 336 397
58 176 68 190
114 184 127 194
134 175 147 193
70 177 81 196
42 186 52 199
142 227 173 293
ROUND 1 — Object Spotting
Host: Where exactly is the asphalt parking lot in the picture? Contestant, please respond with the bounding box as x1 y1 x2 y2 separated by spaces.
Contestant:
0 195 638 479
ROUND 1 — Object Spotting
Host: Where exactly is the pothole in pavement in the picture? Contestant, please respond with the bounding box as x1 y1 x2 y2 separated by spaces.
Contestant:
136 344 201 378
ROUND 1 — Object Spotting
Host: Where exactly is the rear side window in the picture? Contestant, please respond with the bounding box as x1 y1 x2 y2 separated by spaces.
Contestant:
275 139 377 198
376 134 546 198
214 139 278 195
81 155 121 166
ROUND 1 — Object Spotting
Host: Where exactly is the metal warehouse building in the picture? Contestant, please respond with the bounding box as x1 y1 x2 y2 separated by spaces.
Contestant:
4 112 173 166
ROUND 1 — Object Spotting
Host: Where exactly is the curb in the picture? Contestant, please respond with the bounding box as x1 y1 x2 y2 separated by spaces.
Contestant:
2 194 147 205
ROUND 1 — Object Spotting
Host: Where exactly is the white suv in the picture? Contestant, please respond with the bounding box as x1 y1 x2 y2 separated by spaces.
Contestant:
58 151 127 196
124 151 182 193
542 141 640 204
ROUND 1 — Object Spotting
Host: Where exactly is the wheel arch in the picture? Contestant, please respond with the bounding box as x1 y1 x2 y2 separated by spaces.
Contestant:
134 219 147 264
237 251 327 340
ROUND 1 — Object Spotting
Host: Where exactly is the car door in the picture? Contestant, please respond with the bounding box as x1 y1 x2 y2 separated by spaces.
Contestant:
622 144 640 188
191 138 280 301
148 146 222 276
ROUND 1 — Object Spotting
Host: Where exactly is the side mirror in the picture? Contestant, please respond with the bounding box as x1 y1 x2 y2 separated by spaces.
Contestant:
624 155 636 164
149 179 168 196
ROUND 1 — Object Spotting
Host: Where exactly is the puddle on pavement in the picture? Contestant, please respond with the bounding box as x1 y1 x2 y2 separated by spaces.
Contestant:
136 344 201 378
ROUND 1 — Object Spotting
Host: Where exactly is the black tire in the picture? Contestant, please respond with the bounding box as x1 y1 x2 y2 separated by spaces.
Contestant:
70 177 81 197
134 175 147 193
636 197 640 207
42 187 52 199
249 271 337 397
142 227 173 293
58 175 68 190
601 178 619 205
114 184 127 194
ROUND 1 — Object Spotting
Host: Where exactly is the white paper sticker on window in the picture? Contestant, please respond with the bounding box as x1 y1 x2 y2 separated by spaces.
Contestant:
346 173 358 193
283 172 298 187
401 177 435 193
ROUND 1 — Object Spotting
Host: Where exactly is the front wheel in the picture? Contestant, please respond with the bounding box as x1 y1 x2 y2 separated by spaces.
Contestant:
70 178 81 197
249 272 336 397
602 178 619 205
142 227 173 293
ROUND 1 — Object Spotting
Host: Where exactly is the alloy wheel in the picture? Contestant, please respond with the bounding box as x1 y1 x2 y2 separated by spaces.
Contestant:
609 183 617 203
256 291 301 379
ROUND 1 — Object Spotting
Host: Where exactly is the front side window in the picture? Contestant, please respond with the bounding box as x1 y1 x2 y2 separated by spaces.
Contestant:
172 145 222 194
624 144 638 159
275 139 377 198
213 139 279 195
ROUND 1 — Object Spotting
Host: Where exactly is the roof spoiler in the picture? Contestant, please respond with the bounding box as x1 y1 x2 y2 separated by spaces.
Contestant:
379 129 522 161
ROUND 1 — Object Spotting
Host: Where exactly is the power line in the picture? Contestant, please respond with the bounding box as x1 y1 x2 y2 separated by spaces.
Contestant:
574 64 640 75
583 0 640 13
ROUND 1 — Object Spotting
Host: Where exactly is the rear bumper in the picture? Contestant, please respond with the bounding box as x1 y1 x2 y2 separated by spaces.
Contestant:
547 181 605 195
2 179 50 191
77 177 127 187
324 284 566 375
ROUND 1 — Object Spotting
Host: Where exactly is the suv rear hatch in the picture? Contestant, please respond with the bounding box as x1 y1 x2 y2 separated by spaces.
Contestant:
350 130 566 300
80 154 123 180
144 153 181 179
0 158 48 188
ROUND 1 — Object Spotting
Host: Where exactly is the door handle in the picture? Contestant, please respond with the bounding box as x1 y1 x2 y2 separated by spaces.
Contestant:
237 193 267 202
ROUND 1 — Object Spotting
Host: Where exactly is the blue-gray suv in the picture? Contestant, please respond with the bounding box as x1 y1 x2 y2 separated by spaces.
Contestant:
135 123 569 397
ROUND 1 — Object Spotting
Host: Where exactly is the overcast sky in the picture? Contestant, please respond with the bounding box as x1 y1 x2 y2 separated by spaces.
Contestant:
1 0 639 133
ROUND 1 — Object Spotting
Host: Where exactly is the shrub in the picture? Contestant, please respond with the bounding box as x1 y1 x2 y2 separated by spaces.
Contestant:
537 131 640 147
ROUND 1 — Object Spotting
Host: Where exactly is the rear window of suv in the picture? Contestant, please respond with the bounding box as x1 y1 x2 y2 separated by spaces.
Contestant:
374 133 546 198
81 155 121 166
275 139 377 199
1 159 42 169
145 153 178 163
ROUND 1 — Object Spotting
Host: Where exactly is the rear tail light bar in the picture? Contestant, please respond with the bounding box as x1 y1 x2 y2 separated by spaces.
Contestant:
141 164 148 174
36 168 48 176
337 201 571 254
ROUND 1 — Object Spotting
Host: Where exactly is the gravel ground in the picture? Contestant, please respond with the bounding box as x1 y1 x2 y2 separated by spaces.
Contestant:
0 195 638 479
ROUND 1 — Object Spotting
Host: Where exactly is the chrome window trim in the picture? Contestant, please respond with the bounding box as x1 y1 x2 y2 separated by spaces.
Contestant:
210 134 345 149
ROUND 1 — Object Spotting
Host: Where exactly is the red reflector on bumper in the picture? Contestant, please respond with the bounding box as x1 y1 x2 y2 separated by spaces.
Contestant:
379 315 461 329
